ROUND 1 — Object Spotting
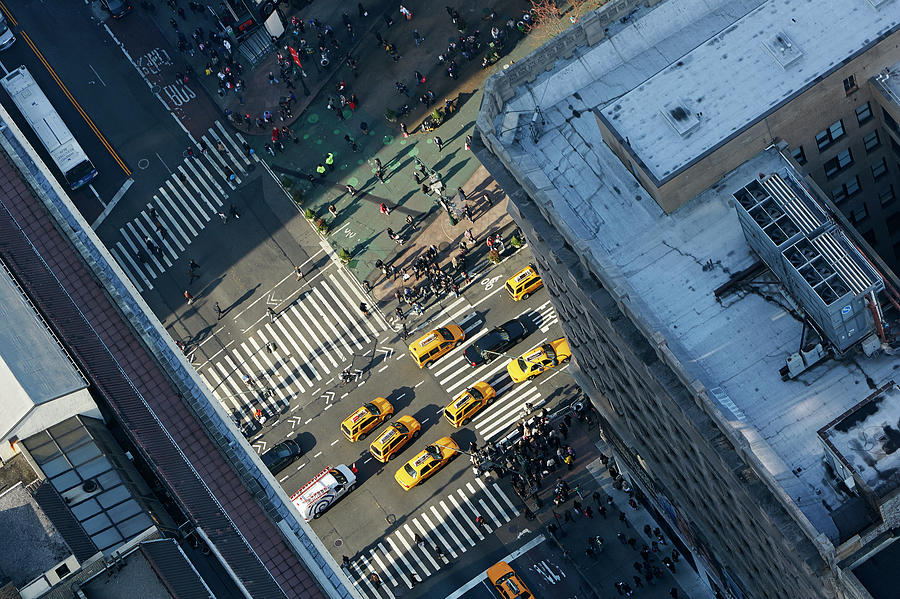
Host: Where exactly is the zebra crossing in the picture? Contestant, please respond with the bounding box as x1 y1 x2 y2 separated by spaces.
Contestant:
108 121 257 293
197 267 389 424
431 299 560 442
342 479 519 598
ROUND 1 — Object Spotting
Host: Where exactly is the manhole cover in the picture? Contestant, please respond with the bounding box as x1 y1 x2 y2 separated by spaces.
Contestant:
334 538 343 547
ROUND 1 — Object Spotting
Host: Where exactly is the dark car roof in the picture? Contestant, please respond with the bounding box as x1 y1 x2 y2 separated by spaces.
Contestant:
261 439 300 466
464 319 526 363
499 318 526 337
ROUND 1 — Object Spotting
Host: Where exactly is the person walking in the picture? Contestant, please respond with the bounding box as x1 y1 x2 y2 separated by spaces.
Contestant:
341 555 350 569
433 136 444 151
184 290 195 304
413 28 423 46
325 152 335 171
400 4 412 20
215 301 224 320
474 515 488 531
316 163 327 177
379 202 391 216
465 134 472 150
188 260 200 285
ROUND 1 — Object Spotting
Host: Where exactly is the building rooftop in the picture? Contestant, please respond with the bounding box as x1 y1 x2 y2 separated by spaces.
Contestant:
596 0 900 182
0 483 72 588
0 264 86 440
482 0 900 544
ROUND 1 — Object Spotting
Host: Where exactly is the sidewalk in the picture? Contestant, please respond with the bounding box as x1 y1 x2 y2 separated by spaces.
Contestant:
513 417 714 599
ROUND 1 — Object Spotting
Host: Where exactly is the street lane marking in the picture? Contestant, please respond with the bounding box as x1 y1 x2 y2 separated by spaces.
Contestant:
444 535 546 599
331 439 339 446
313 451 322 458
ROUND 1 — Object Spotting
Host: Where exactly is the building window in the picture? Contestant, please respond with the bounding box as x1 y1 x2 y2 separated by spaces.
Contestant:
880 185 895 207
872 158 888 180
816 120 845 150
855 101 872 125
850 204 869 224
863 130 880 153
824 149 853 178
833 176 861 202
885 109 900 134
844 75 858 95
790 145 806 165
55 564 71 578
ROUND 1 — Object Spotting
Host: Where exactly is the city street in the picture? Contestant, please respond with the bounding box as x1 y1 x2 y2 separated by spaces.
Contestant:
0 1 709 598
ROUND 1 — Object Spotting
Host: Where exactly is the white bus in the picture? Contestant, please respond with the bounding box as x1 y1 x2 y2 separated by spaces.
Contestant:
1 66 98 190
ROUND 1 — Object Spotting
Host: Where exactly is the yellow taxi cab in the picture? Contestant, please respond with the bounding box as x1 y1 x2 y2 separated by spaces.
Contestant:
505 264 543 301
394 436 459 490
486 561 534 599
507 337 571 383
368 415 422 462
444 381 496 427
340 397 394 442
408 324 465 368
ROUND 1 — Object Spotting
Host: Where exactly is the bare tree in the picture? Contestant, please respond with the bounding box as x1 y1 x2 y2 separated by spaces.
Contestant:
528 0 607 40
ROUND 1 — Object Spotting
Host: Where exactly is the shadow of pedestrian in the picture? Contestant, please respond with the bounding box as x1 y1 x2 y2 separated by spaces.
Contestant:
224 283 261 312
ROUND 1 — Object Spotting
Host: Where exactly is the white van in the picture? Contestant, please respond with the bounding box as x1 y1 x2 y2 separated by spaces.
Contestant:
291 464 356 522
0 15 14 51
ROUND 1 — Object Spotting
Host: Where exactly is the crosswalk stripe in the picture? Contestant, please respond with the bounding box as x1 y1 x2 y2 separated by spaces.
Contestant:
392 530 431 579
125 223 164 273
334 269 385 333
404 522 441 570
158 185 203 233
478 498 500 528
183 155 225 205
109 245 146 292
478 389 541 440
207 128 248 171
347 558 379 597
314 286 364 351
295 298 343 366
281 306 330 377
476 383 536 429
118 230 158 279
153 191 195 241
320 280 371 346
190 153 229 197
194 145 236 191
476 478 511 522
132 218 173 267
140 211 179 259
309 287 357 355
247 336 294 401
451 491 486 539
430 505 467 554
174 165 218 213
418 512 455 560
439 500 476 547
258 327 313 389
221 353 273 416
384 537 416 588
212 122 251 165
145 206 185 252
202 134 241 186
269 316 322 381
367 548 397 588
165 177 210 225
493 482 518 515
212 361 246 414
219 355 264 414
376 542 408 587
240 341 284 411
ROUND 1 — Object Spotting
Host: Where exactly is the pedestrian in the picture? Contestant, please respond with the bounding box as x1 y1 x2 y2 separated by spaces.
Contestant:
316 163 327 177
413 28 423 46
358 2 368 17
584 505 593 518
341 555 350 568
215 301 224 320
627 537 637 549
268 71 278 85
669 589 679 599
368 573 381 587
400 122 409 137
671 548 680 562
463 203 473 222
395 306 405 320
379 202 391 215
617 533 627 545
620 512 629 527
414 70 425 85
548 523 558 539
414 533 425 549
405 214 414 227
558 421 568 440
229 204 241 219
360 121 369 135
295 266 304 281
375 168 385 183
663 557 676 573
400 4 412 20
325 152 335 170
433 136 444 151
184 290 194 304
267 306 277 322
633 576 643 588
465 134 472 150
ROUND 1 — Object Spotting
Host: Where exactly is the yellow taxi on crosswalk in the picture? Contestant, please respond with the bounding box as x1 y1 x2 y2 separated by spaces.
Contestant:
486 561 534 599
507 337 571 383
505 264 543 301
341 397 394 442
444 381 496 427
408 324 465 368
368 415 422 462
394 436 459 490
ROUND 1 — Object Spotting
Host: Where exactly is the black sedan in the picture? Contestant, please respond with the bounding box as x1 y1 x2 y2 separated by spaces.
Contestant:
102 0 132 18
260 439 302 474
463 318 528 367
